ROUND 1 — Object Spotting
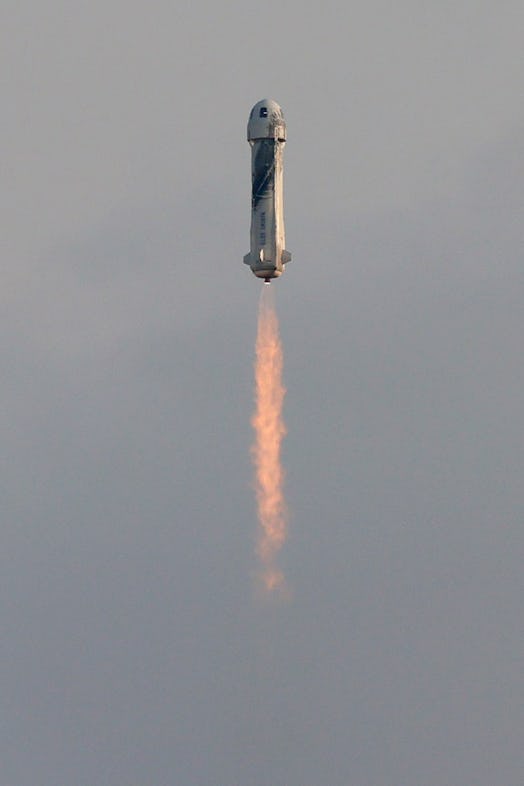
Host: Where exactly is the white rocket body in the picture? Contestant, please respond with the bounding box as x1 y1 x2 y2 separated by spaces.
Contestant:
243 99 291 281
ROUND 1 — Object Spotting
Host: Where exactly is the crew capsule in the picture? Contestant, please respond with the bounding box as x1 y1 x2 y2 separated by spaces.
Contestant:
247 99 287 143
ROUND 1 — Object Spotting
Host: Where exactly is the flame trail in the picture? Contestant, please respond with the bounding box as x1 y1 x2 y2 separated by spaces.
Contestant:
251 285 288 593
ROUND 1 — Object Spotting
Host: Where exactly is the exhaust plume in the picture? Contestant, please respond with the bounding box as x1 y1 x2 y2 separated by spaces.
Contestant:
251 285 288 593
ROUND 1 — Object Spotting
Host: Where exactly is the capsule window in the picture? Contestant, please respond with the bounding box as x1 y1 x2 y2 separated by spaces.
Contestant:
259 107 268 118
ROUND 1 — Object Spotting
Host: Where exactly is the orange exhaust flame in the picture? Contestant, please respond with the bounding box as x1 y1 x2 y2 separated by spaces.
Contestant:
251 286 288 593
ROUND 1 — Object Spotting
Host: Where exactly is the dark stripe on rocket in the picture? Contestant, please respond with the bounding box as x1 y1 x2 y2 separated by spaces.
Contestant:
252 140 275 208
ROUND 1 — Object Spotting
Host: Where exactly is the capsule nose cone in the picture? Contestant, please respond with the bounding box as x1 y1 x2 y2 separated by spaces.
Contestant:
249 98 283 116
247 99 286 141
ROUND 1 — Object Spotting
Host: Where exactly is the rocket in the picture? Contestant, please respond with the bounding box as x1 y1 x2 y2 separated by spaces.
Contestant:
244 99 291 282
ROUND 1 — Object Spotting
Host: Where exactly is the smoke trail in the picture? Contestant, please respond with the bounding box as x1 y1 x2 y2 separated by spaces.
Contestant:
251 285 288 593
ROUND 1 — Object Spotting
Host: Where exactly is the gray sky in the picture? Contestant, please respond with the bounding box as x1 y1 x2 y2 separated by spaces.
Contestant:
2 1 524 784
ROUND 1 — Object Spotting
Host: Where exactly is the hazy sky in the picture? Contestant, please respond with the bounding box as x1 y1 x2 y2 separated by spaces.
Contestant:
2 1 524 784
